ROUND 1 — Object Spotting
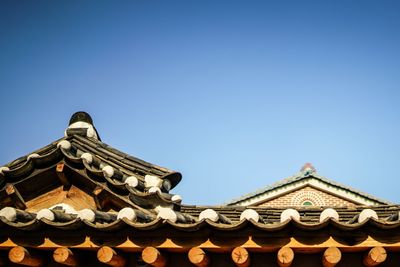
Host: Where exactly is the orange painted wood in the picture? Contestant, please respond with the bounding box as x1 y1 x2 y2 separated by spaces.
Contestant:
56 163 70 187
188 247 210 267
93 186 107 209
53 247 77 266
231 247 250 267
322 247 341 267
142 247 166 267
5 183 26 209
363 246 387 266
26 185 96 212
8 246 43 266
277 247 294 267
97 246 126 267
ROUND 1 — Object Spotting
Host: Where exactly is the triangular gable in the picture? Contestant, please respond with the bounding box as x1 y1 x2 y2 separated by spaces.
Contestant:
0 112 183 218
227 163 391 206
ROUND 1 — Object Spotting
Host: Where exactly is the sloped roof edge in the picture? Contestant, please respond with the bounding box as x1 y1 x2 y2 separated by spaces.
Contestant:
225 170 392 206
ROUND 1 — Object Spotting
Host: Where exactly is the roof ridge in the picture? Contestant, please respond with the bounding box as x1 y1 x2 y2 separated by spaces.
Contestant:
225 169 392 206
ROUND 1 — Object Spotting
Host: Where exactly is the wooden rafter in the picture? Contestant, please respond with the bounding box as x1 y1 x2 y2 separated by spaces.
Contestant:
5 183 26 210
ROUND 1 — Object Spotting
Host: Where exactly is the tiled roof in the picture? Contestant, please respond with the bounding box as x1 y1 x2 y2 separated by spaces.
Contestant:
0 112 183 218
0 204 399 232
226 165 391 205
0 112 397 236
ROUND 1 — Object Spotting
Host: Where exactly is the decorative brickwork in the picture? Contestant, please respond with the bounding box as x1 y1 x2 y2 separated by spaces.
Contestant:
258 186 358 207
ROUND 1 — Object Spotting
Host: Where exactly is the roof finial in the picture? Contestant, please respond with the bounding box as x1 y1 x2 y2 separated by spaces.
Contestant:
300 163 316 176
69 111 93 126
65 111 100 140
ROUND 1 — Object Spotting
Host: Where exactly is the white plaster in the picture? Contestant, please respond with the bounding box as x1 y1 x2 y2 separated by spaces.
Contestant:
102 165 114 178
80 153 93 164
162 179 172 191
57 140 71 150
67 121 98 140
77 209 95 222
358 209 378 223
86 127 95 138
27 153 40 160
117 208 137 221
124 176 139 187
240 209 260 222
171 195 182 202
0 207 17 221
280 208 300 222
148 187 161 194
319 208 339 222
145 175 162 188
69 121 92 129
37 209 55 221
199 209 219 222
157 207 177 222
0 166 9 175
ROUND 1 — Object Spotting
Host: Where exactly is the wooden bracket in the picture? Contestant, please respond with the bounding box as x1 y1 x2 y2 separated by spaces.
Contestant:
93 186 108 210
56 163 71 189
322 247 341 267
53 247 78 266
277 247 294 267
5 184 26 210
363 246 387 266
9 246 43 266
142 247 166 267
231 247 250 267
188 247 209 267
97 246 126 267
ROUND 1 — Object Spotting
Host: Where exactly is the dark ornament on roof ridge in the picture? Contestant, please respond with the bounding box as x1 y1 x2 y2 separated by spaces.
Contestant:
69 111 93 125
300 163 316 176
66 111 101 140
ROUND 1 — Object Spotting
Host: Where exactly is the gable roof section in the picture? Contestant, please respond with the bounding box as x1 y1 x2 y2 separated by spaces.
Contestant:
0 112 183 217
226 163 391 206
2 112 400 263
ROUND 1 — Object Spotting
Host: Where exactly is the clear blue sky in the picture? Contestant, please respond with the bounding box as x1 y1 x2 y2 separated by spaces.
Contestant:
1 1 400 205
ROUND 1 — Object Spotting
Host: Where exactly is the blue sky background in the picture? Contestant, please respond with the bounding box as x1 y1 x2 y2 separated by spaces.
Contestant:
1 1 400 205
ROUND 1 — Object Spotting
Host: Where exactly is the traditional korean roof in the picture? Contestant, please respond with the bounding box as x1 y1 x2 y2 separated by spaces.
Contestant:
0 112 182 218
0 204 400 232
0 112 394 231
1 112 400 266
226 163 391 206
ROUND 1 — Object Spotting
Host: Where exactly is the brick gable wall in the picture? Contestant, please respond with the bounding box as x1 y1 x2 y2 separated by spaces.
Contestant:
256 186 359 207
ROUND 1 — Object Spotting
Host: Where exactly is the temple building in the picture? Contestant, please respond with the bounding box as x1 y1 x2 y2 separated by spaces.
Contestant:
0 112 399 266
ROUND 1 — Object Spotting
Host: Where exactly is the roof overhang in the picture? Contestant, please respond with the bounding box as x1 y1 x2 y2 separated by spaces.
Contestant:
231 177 385 206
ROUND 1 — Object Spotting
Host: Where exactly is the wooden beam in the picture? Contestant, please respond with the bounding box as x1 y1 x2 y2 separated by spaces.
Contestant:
5 184 26 210
142 247 166 267
56 163 71 188
93 186 107 209
53 247 78 266
363 246 387 266
231 247 250 267
322 247 341 267
2 235 400 254
277 247 294 267
8 246 43 266
188 247 209 267
97 246 126 267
